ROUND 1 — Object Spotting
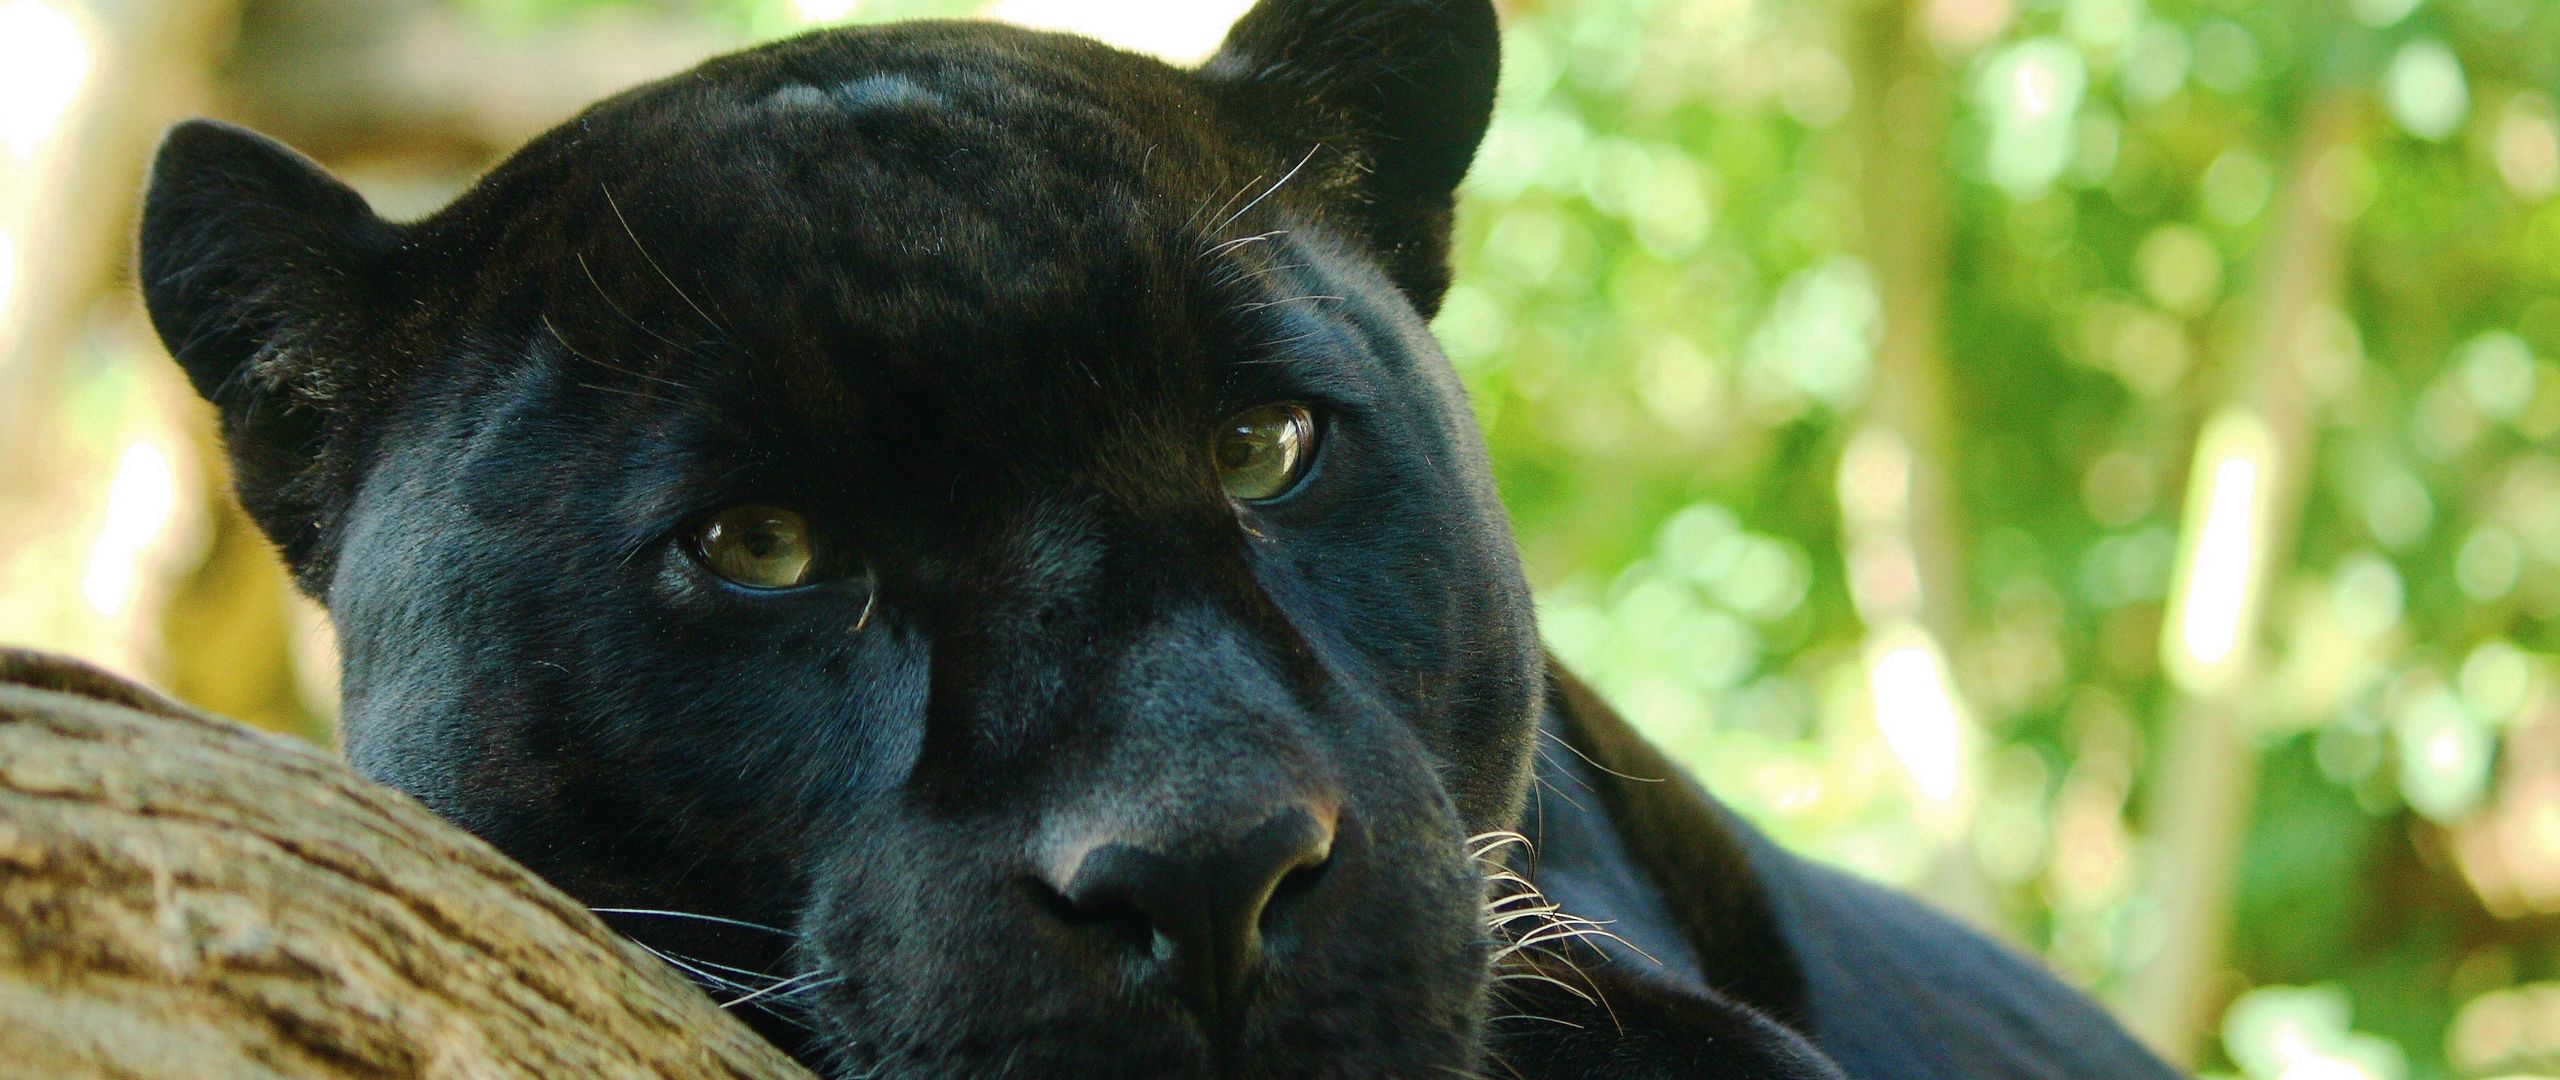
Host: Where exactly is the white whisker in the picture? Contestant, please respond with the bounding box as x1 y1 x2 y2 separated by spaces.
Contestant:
632 941 766 997
1483 1010 1589 1029
1469 826 1648 1027
1214 143 1323 235
1201 229 1289 262
1490 968 1596 1005
724 968 835 1010
592 906 798 937
601 183 731 337
1239 294 1345 312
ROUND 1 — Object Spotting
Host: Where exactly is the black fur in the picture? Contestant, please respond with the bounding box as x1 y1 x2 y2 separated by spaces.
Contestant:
137 3 2184 1078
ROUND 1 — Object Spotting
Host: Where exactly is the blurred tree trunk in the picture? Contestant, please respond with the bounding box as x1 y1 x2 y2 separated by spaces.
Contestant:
2122 94 2363 1063
0 0 234 455
0 0 274 721
1838 0 1998 925
1842 0 1966 650
0 650 813 1080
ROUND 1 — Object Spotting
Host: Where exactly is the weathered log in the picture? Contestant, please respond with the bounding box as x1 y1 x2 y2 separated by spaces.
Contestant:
0 649 816 1079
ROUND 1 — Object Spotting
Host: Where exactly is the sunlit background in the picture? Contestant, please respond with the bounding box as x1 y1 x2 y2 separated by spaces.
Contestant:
1 0 2555 1076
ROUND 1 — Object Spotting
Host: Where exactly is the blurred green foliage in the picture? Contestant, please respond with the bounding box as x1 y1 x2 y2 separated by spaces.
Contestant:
443 0 2560 1075
1445 2 2560 1078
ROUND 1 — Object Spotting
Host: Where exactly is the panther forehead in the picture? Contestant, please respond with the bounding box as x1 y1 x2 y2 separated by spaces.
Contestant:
412 35 1388 441
414 30 1249 336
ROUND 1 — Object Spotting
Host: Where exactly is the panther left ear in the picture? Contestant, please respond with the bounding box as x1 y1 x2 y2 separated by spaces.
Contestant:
1202 0 1500 316
139 119 404 589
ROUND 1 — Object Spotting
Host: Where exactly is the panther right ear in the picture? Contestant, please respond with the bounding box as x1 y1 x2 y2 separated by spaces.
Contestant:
139 119 402 586
1202 0 1500 317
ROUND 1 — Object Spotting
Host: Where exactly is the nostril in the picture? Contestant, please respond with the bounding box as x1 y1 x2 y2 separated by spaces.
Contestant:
1025 874 1154 951
1263 848 1331 925
1269 849 1331 900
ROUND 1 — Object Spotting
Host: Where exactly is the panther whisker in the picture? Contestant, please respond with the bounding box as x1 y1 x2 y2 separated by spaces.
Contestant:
1495 922 1639 961
853 584 879 634
1183 173 1234 228
1239 294 1346 313
591 906 799 937
627 943 821 1033
539 314 607 367
614 354 709 395
1241 260 1312 282
601 182 732 338
1482 1011 1588 1029
1496 907 1651 962
775 974 846 1001
630 940 769 997
1513 947 1626 1033
1214 143 1323 235
724 968 835 1009
655 949 798 986
1486 907 1570 931
541 307 693 402
568 379 687 411
575 252 689 353
1510 915 1625 944
1489 967 1596 1005
1531 748 1593 812
1486 898 1557 919
1481 889 1607 926
1540 727 1665 784
1201 229 1290 262
1471 829 1636 1026
1198 170 1268 236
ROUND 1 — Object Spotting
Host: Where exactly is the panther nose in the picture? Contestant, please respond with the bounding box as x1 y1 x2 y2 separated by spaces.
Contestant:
1045 804 1338 1039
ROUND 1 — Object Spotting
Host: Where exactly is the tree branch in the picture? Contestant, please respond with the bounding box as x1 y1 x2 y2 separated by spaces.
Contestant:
0 649 815 1080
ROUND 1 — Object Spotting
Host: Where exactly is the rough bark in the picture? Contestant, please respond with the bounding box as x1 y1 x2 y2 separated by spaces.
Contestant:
0 650 815 1080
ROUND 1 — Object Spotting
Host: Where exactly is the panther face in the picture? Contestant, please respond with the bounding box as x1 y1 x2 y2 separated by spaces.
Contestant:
140 3 1547 1077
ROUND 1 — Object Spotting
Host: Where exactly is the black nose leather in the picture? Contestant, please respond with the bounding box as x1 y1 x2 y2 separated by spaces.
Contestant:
1052 805 1336 1039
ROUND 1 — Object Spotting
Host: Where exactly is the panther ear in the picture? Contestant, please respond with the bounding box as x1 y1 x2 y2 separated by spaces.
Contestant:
1202 0 1499 315
139 119 401 586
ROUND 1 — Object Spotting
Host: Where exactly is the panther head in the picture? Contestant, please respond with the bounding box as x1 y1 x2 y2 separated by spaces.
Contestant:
139 2 1547 1076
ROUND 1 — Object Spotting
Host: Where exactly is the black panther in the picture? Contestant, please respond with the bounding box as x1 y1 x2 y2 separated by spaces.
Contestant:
135 1 2187 1077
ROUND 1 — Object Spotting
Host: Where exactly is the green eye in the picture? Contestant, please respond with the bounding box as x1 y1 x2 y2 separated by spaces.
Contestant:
1214 403 1317 502
692 504 817 589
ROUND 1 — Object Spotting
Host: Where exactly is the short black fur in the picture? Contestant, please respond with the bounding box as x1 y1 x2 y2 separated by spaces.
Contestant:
138 3 2187 1078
